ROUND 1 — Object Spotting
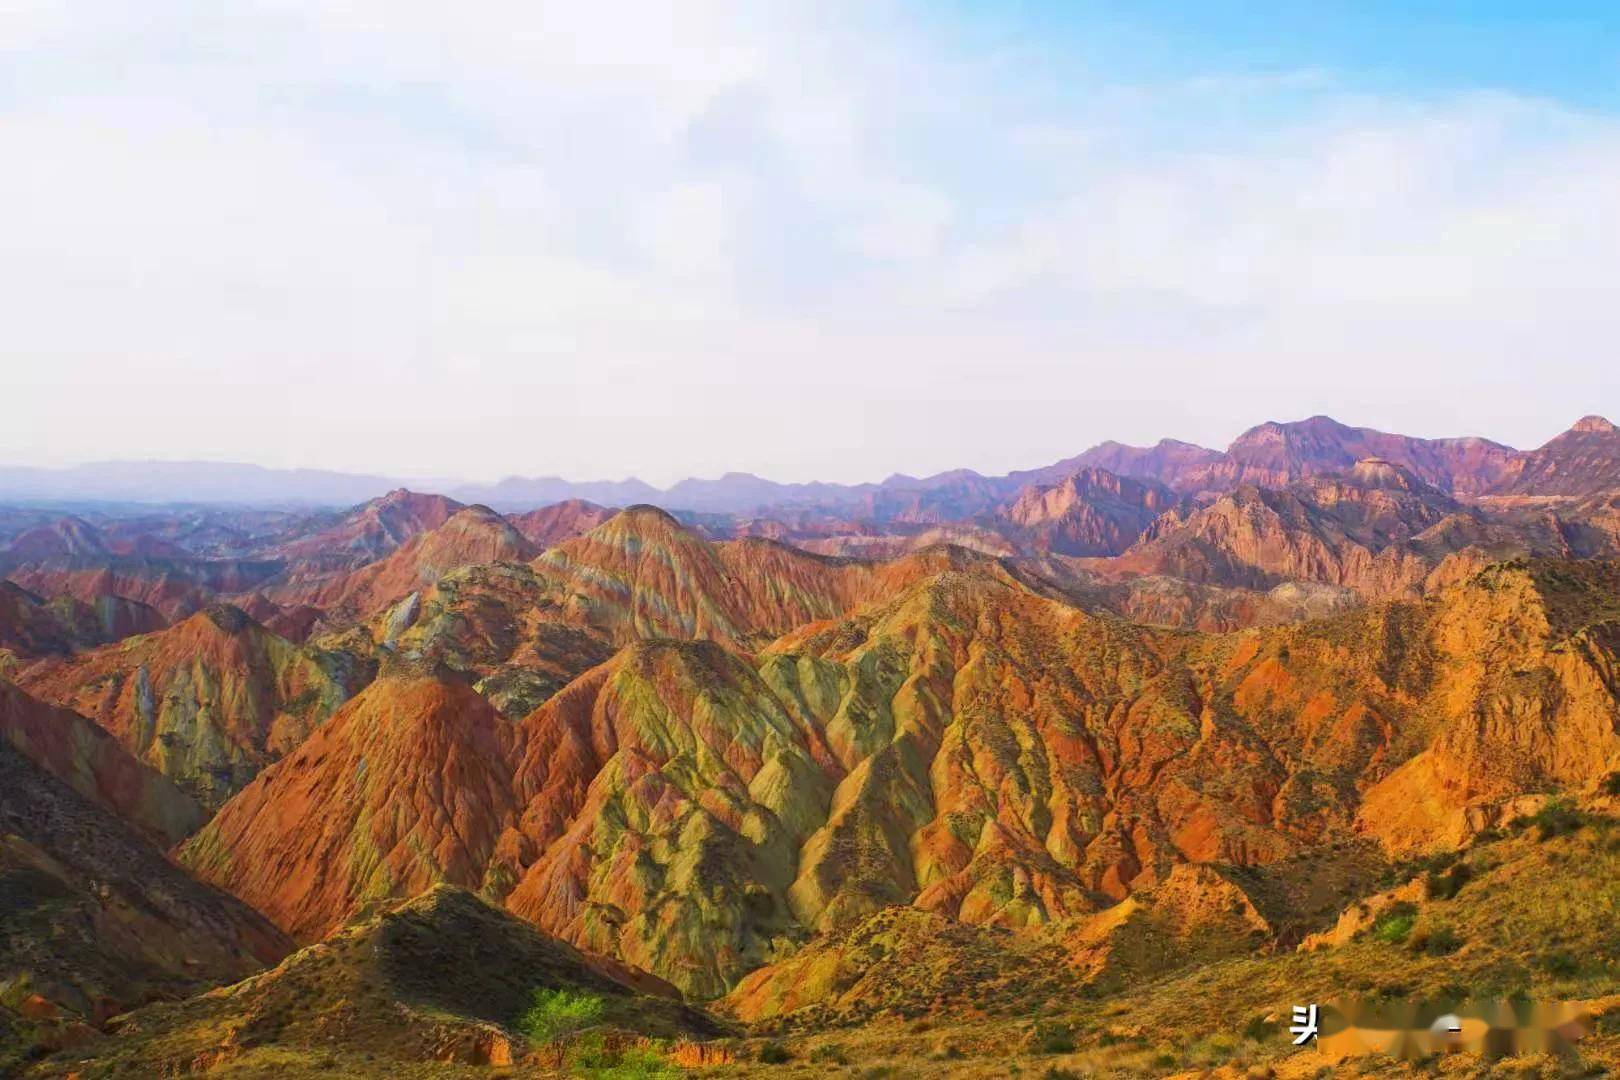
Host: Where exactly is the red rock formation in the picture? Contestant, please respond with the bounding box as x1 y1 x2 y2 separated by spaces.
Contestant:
1493 415 1620 496
0 581 166 660
999 467 1179 556
0 679 203 846
179 674 522 943
270 505 537 622
271 488 464 572
18 604 369 807
506 499 616 549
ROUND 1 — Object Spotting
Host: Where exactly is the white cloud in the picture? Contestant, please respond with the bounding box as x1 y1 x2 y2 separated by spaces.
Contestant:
0 2 1616 483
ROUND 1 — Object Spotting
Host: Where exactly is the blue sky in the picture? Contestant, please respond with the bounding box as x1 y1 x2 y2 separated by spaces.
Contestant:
3 2 1618 484
961 2 1620 107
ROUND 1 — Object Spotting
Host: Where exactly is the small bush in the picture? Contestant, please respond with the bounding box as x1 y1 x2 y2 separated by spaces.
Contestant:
1241 1014 1280 1042
1032 1021 1076 1054
1371 902 1419 944
1530 798 1584 840
809 1043 849 1065
1425 862 1475 900
1601 772 1620 796
566 1036 679 1080
756 1040 793 1064
583 1050 678 1080
1410 925 1462 956
1542 950 1580 977
516 987 605 1044
1041 1069 1082 1080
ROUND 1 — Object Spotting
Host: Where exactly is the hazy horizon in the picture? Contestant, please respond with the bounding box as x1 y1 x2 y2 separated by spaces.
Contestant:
1 408 1613 495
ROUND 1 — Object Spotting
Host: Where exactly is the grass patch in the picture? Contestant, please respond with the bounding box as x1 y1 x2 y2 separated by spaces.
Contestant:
568 1038 679 1080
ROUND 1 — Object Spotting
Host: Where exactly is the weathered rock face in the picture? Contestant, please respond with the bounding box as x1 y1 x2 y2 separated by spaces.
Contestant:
526 506 971 650
179 675 522 944
0 743 290 1024
1494 415 1620 496
4 558 284 621
1058 438 1226 491
371 562 618 719
1054 418 1520 496
18 604 370 808
998 468 1179 556
501 640 838 999
0 516 112 561
0 679 204 847
1102 464 1557 601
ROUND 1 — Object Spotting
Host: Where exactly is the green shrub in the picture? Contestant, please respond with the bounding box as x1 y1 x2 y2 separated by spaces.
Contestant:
757 1040 792 1064
565 1036 679 1080
516 987 605 1044
1371 902 1418 944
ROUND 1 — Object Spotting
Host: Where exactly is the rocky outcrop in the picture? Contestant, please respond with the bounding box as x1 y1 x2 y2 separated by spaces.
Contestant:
269 505 538 623
998 467 1179 556
1493 415 1620 496
44 887 721 1075
0 581 165 660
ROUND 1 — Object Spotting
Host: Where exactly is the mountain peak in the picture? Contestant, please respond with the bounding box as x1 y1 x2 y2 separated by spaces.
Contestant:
1571 414 1618 435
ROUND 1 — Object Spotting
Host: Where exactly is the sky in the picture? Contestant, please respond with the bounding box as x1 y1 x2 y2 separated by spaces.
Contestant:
3 1 1619 486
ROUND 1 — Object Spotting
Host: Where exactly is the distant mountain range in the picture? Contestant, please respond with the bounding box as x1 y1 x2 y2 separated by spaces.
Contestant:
3 414 1617 512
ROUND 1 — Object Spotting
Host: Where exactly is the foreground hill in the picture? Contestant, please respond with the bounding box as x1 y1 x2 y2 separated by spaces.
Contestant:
28 886 724 1078
0 743 289 1070
18 604 372 807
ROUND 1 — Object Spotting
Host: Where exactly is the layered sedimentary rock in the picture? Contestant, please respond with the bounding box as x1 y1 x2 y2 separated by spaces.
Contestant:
269 505 538 622
179 674 522 942
169 516 1620 1000
18 604 370 807
0 581 165 661
0 679 204 846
